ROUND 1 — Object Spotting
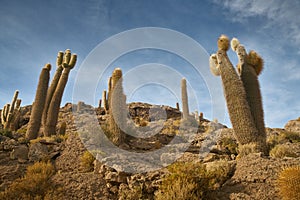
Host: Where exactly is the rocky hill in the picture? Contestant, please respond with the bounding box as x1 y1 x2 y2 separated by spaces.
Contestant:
0 102 300 199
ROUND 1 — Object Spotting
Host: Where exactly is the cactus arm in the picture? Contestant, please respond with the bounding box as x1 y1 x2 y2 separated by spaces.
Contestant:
42 51 64 127
209 54 220 76
9 90 19 113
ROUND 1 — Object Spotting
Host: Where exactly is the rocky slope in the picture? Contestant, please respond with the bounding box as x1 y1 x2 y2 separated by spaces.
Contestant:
0 102 299 199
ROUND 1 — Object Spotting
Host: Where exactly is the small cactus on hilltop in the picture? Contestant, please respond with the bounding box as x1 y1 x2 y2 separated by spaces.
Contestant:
277 165 300 200
109 68 127 145
26 64 51 140
102 90 108 113
181 78 189 120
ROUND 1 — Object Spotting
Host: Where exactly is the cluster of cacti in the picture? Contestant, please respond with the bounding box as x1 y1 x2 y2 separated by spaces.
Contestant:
277 165 300 200
26 49 77 139
209 35 267 154
1 90 22 131
181 78 189 120
109 68 127 145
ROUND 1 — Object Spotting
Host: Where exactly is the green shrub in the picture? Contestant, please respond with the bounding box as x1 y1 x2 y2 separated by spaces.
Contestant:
0 161 55 199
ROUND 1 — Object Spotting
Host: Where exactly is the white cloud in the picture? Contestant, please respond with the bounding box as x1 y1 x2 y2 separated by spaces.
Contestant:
214 0 300 50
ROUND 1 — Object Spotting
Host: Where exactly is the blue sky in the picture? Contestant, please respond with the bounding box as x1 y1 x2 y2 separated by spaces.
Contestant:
1 0 300 128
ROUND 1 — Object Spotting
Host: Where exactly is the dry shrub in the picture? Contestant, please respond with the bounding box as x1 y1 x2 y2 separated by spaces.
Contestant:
269 144 297 158
237 143 258 159
80 150 95 172
155 161 232 200
0 161 55 199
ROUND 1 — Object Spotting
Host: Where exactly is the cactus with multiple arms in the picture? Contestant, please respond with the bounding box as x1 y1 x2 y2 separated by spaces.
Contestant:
1 90 22 131
231 38 267 153
26 64 51 140
211 34 266 153
44 49 77 136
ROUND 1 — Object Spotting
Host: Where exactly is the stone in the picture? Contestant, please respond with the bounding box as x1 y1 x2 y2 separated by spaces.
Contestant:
28 142 49 162
10 145 28 160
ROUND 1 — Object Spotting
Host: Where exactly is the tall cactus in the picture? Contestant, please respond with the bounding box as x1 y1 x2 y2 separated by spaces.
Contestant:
210 35 264 152
42 51 64 128
109 68 127 145
26 64 51 140
181 78 189 120
44 49 77 136
231 38 267 153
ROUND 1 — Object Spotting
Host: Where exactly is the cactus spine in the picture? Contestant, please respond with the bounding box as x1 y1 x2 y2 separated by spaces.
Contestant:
26 64 51 140
44 49 77 136
109 68 126 145
211 35 262 152
232 39 267 153
42 51 64 128
181 78 189 120
277 165 300 200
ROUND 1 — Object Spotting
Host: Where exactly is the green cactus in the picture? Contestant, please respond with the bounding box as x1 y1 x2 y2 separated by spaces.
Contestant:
26 64 51 140
44 49 77 136
109 68 127 145
211 35 263 152
42 51 64 128
277 165 300 200
232 39 267 153
181 78 189 120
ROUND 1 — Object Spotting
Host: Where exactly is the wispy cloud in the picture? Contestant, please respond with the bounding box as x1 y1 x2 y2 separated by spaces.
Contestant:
214 0 300 52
